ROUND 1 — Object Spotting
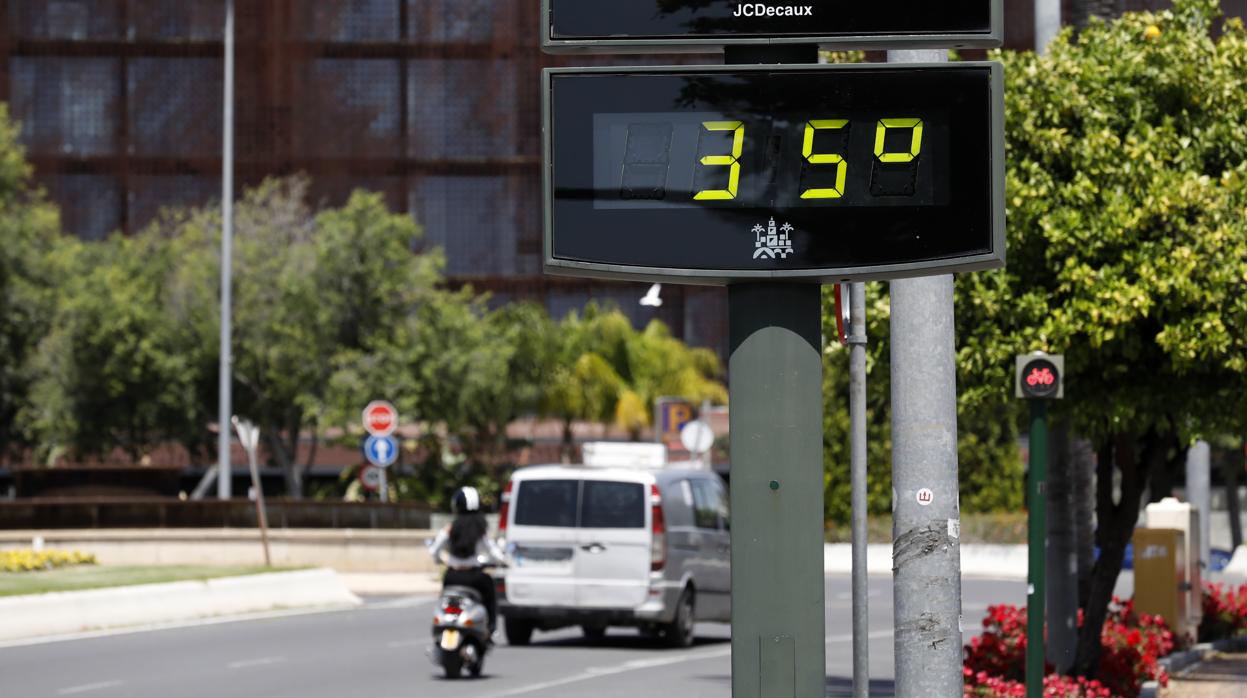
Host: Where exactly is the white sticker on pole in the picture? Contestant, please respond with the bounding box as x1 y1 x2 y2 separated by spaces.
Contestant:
916 488 934 506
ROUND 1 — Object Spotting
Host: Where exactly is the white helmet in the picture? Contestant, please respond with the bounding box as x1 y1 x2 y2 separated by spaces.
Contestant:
451 486 481 514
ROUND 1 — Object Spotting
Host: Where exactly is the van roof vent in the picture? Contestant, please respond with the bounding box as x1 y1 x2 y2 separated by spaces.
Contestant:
581 442 667 469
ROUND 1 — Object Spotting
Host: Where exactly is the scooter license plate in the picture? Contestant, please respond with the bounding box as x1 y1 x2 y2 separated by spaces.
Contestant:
439 629 461 651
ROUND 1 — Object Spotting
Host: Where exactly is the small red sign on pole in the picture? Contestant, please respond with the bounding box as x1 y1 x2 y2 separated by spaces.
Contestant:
362 400 398 437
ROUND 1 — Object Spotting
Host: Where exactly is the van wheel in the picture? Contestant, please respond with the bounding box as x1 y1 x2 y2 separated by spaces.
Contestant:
505 617 534 646
664 589 696 648
582 624 607 643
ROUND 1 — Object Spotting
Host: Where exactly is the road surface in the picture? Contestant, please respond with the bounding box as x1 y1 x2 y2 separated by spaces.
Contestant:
0 575 1025 698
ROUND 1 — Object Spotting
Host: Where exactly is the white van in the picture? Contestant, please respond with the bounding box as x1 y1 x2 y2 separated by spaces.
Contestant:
497 462 730 647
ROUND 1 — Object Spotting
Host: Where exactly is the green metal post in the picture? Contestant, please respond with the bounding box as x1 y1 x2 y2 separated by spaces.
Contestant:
728 283 825 697
1027 400 1049 698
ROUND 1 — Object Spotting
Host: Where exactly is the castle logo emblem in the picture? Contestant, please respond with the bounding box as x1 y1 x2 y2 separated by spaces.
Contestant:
753 218 795 260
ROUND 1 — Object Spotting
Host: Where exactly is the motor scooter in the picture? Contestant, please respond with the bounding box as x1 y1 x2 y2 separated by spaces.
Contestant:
430 584 492 678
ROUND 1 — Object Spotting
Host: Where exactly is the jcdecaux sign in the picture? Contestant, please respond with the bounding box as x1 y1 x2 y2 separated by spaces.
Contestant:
542 0 1002 50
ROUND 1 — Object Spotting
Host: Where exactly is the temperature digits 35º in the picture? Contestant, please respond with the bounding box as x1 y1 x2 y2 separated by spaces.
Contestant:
691 116 924 201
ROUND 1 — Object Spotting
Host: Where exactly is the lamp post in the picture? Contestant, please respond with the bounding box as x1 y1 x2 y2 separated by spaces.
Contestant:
217 0 235 499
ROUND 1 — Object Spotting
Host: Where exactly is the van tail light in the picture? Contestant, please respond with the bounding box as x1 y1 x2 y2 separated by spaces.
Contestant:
650 484 666 572
499 481 513 534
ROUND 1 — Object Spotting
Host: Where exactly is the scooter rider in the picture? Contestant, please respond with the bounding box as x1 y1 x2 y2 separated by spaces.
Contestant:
428 486 505 633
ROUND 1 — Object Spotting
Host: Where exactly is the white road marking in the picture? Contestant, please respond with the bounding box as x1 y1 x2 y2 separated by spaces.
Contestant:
227 656 286 669
484 629 895 697
57 681 123 695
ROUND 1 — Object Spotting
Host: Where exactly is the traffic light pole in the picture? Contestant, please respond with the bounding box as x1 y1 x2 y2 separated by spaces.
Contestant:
1027 400 1049 698
887 49 965 698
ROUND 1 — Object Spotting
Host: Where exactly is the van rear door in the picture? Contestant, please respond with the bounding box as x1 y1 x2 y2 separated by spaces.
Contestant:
574 478 651 609
506 478 579 607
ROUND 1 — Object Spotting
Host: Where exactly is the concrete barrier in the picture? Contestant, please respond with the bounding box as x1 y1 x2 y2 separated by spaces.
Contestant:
0 568 361 642
0 529 438 573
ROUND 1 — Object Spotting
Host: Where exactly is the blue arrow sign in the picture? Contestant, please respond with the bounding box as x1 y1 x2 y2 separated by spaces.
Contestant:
363 435 399 468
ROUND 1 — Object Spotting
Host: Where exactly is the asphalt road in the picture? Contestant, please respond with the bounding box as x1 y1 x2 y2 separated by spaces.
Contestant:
0 575 1025 698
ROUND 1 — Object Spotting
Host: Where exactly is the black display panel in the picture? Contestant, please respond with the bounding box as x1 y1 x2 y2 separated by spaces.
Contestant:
544 0 1001 50
544 64 1005 284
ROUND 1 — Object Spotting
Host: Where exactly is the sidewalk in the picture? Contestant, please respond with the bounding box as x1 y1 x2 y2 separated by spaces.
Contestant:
337 571 441 596
1164 652 1247 697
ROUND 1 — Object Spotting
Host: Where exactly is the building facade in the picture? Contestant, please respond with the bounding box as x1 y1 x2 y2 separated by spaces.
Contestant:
1 0 1243 359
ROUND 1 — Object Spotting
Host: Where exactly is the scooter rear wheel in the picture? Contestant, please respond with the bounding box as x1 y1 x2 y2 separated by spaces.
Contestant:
442 653 463 679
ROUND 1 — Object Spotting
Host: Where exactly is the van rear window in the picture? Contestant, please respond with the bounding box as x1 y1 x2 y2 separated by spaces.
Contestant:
514 480 578 527
581 481 645 529
512 479 646 528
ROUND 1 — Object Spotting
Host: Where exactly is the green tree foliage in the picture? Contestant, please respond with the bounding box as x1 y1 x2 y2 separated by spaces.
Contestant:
0 105 60 460
821 283 1025 527
970 0 1247 676
542 303 727 456
21 210 217 463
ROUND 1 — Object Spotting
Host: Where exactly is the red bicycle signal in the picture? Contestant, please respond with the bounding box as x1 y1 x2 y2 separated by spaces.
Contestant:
1018 358 1061 399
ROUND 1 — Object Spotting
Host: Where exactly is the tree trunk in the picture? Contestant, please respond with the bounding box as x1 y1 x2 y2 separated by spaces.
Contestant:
1072 435 1097 609
267 426 302 499
1047 423 1079 673
561 419 574 463
1074 430 1172 678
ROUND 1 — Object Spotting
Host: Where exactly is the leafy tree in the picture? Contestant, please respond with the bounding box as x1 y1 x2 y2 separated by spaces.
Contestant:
228 178 443 497
542 303 727 456
0 105 60 460
22 213 218 462
970 0 1247 676
820 283 1025 527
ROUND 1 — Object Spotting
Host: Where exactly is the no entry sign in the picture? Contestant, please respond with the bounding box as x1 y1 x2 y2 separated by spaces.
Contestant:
362 400 398 437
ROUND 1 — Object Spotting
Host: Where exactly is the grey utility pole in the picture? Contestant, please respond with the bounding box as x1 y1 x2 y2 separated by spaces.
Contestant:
888 48 963 697
217 0 235 499
1187 441 1211 571
848 282 870 698
1035 0 1061 55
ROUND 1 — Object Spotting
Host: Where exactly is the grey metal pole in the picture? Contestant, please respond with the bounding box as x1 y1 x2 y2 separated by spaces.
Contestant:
848 282 869 698
1035 0 1061 55
1186 441 1211 571
729 283 825 698
217 0 235 500
883 45 963 686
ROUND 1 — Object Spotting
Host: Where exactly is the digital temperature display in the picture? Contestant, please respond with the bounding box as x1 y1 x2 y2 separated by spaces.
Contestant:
543 64 1005 284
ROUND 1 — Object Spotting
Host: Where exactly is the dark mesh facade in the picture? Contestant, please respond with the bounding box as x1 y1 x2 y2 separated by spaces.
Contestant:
0 0 730 356
1 0 1244 358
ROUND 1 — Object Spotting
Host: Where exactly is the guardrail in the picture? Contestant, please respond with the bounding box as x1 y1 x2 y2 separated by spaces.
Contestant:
0 498 431 530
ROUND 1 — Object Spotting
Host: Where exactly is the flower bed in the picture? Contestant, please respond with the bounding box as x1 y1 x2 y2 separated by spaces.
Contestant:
0 549 97 573
1199 582 1247 642
963 598 1175 697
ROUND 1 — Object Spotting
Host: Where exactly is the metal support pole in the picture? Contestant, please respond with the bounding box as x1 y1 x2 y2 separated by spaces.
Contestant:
729 283 825 698
1026 401 1049 698
1035 0 1061 55
217 0 235 500
848 282 869 698
887 48 963 698
1046 425 1078 673
1186 441 1211 571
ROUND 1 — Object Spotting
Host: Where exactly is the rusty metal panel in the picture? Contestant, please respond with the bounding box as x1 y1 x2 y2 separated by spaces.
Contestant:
128 57 222 156
44 174 123 240
128 174 217 231
295 58 401 158
131 0 226 40
295 0 402 41
7 0 125 40
10 56 119 156
407 58 520 159
410 174 521 275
